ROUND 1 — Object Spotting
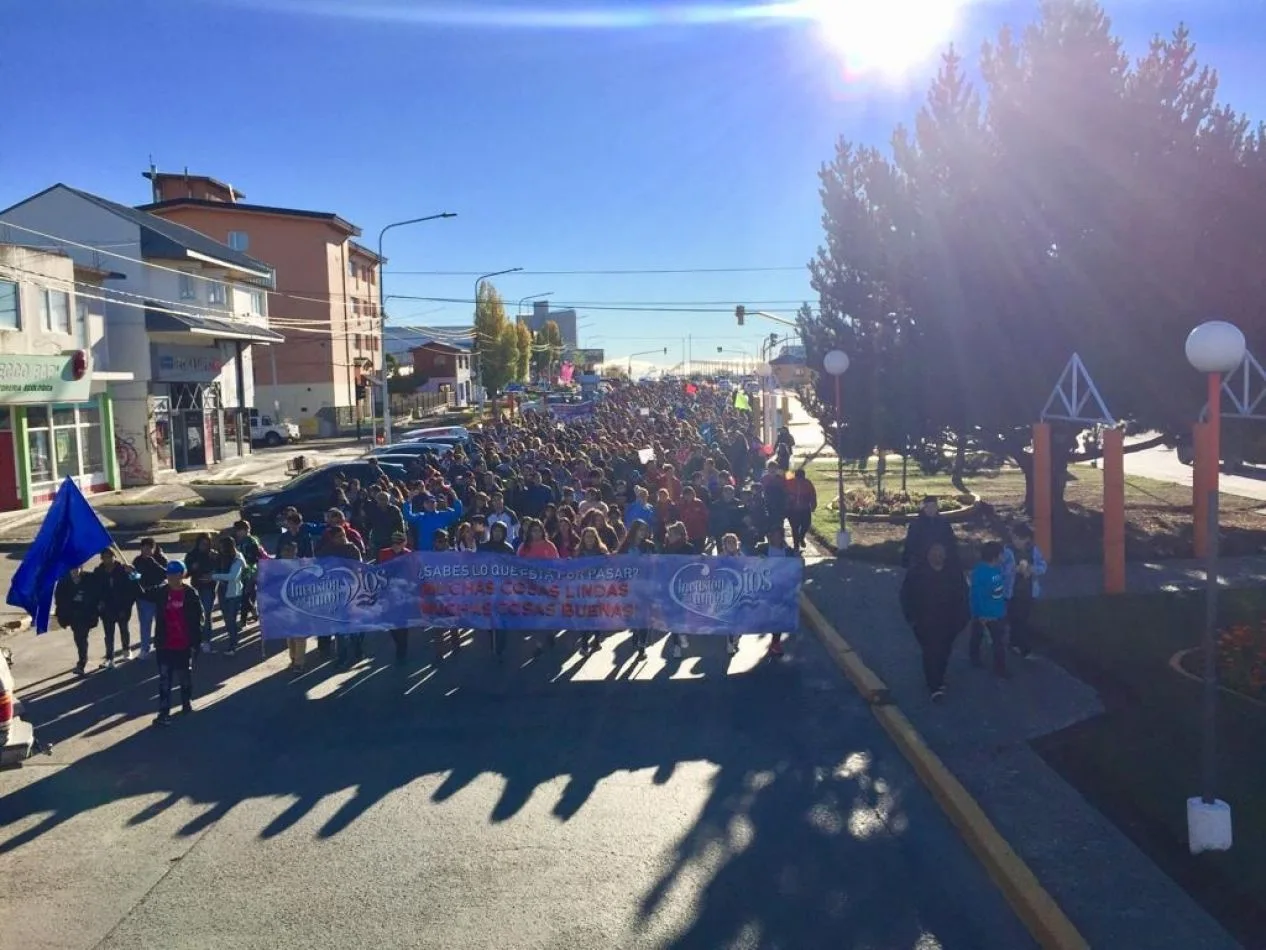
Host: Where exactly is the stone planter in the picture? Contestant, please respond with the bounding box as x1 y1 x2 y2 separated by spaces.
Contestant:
94 501 181 529
189 481 259 505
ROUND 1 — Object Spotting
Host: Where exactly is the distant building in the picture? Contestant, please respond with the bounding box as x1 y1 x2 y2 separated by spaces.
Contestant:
139 169 382 437
385 325 474 366
517 300 578 351
409 341 475 405
770 350 808 389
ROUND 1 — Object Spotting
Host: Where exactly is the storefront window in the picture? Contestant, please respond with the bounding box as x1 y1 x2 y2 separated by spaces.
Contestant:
54 428 81 477
26 406 52 483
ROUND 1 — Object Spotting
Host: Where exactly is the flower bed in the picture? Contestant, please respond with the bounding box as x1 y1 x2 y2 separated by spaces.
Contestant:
1167 621 1266 707
828 490 976 523
1218 622 1266 700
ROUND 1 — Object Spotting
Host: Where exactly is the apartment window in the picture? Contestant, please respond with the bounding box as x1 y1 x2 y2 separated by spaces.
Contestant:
348 259 357 279
227 230 249 251
178 272 196 300
354 333 362 350
40 288 71 334
0 279 18 330
248 289 265 315
208 281 227 306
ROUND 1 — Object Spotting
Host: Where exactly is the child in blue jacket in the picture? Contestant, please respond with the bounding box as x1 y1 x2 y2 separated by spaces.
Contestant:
970 541 1009 676
1002 523 1047 659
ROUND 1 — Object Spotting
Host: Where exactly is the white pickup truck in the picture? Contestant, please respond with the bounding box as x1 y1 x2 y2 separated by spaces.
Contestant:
249 411 301 448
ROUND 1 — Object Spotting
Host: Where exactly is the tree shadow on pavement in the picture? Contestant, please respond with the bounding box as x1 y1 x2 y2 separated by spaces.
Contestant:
0 627 1033 949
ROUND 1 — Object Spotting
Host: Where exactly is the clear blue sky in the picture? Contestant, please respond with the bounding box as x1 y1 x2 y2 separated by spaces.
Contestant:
2 0 1261 370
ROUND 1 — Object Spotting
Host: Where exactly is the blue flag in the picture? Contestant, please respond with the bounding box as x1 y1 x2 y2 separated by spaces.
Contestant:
6 477 113 633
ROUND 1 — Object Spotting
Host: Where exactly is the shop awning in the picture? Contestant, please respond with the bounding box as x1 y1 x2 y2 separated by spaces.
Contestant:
145 308 285 344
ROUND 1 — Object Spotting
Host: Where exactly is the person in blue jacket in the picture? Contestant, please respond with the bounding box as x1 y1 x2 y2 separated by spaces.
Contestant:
1002 523 1047 660
969 541 1009 676
403 488 463 551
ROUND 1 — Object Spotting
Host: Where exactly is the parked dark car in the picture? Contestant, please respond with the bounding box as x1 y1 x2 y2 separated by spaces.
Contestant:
239 460 407 535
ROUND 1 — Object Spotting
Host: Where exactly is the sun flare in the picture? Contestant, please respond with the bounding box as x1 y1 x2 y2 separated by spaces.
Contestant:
795 0 964 79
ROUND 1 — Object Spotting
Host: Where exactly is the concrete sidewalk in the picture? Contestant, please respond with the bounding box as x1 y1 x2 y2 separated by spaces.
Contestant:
801 558 1241 950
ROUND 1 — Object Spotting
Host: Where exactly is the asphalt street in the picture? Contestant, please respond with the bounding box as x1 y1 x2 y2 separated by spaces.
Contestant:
0 594 1036 950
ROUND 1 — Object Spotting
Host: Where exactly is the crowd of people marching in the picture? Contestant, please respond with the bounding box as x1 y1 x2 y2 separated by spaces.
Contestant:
52 379 817 725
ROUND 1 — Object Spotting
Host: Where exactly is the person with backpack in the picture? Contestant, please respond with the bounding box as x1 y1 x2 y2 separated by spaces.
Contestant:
232 520 266 625
132 538 168 658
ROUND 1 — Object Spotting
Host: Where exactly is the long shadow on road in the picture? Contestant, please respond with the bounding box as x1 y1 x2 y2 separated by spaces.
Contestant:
0 629 1033 949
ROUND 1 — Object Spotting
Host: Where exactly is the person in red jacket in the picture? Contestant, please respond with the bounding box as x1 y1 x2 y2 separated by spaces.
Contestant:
137 560 205 726
376 531 412 663
786 468 819 552
677 485 711 554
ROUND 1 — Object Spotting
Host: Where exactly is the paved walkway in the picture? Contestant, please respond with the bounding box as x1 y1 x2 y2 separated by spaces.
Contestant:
802 557 1241 950
1044 555 1266 598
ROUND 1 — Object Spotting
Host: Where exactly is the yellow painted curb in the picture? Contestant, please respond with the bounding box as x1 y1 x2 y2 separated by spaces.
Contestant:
800 593 890 704
799 593 1089 950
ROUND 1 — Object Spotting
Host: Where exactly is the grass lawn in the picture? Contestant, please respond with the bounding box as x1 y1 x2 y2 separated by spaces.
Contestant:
805 461 1266 564
1032 591 1266 945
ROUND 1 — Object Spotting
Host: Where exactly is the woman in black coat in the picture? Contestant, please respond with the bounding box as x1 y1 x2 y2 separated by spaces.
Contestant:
899 541 970 701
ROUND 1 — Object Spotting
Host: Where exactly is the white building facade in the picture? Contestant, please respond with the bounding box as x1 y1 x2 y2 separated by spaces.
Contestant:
0 185 281 485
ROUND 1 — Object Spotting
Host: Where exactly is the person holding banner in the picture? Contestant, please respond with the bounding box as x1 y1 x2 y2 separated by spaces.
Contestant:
718 532 746 657
660 522 694 659
616 519 656 661
574 526 611 654
754 527 797 658
275 538 308 671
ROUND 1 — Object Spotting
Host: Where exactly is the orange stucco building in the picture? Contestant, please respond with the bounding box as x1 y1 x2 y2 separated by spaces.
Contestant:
139 171 380 435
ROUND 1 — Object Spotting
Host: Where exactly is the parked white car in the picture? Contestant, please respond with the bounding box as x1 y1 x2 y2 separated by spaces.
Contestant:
249 410 301 448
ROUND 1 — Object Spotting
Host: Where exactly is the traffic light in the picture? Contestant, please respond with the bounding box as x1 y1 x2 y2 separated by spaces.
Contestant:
717 346 723 353
735 305 745 326
769 332 778 349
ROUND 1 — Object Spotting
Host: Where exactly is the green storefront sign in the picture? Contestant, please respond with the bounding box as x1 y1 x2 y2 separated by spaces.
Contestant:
0 353 90 404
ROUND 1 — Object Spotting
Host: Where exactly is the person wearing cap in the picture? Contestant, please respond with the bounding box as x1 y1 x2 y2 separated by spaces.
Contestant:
137 560 205 725
901 495 961 573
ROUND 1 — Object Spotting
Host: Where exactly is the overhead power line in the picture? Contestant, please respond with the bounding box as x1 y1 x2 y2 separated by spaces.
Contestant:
386 266 807 276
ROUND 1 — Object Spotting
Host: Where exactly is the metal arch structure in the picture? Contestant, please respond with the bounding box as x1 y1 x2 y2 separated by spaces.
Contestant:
1199 350 1266 421
1040 353 1116 425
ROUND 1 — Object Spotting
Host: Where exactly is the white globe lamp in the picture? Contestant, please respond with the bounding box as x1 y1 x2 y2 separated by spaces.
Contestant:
823 350 850 376
1186 321 1246 374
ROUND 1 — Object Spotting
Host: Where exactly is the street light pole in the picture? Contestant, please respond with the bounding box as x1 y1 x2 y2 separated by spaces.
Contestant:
1184 319 1246 855
628 347 667 378
517 291 553 316
823 350 850 554
377 212 456 444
